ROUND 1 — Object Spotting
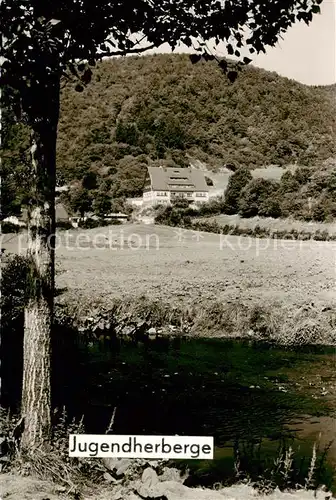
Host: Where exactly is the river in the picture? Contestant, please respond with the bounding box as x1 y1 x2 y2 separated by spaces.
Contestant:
64 337 335 492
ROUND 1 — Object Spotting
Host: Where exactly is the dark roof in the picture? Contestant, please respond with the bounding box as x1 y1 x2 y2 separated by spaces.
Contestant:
146 166 209 192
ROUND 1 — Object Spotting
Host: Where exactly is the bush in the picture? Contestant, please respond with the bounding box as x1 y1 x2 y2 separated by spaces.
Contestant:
1 255 30 408
154 205 172 224
313 229 330 241
311 196 336 222
78 217 102 229
182 216 192 228
1 254 30 322
184 207 198 217
1 222 22 233
169 210 183 226
78 218 96 229
224 167 253 214
56 220 73 230
171 198 190 209
198 197 225 216
106 218 123 225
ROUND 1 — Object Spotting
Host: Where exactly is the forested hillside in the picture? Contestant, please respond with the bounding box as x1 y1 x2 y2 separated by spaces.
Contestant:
56 54 335 194
2 54 335 216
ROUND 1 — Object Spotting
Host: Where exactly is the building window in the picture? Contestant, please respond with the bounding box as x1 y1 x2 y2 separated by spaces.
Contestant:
196 192 207 197
169 177 189 181
168 184 194 189
172 192 192 198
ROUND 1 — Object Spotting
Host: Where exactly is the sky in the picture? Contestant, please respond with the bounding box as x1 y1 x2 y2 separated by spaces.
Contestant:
145 0 336 86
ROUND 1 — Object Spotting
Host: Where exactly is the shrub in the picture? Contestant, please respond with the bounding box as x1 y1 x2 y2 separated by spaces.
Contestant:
223 167 252 214
1 254 30 322
182 216 192 228
1 255 30 408
1 222 22 233
198 197 225 216
78 218 101 229
171 198 190 209
56 220 73 230
169 210 183 226
77 217 115 229
107 218 122 225
313 230 329 241
154 205 172 224
184 207 198 217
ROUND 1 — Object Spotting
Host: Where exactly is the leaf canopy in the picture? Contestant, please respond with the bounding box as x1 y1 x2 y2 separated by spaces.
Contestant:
1 0 324 98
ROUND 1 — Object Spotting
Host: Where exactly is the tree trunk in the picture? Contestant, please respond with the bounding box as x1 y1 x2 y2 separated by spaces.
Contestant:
21 78 60 451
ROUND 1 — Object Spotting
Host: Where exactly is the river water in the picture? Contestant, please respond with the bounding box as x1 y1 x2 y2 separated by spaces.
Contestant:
66 337 335 492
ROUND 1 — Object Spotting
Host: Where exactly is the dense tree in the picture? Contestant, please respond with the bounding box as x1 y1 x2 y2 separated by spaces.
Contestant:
1 100 31 217
307 193 336 222
238 178 279 217
293 166 311 185
259 197 282 219
1 0 326 450
82 171 98 191
224 167 253 214
279 171 300 193
94 190 112 217
68 187 93 217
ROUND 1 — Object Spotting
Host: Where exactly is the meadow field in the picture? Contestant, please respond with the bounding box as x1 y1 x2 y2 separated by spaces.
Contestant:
3 224 335 314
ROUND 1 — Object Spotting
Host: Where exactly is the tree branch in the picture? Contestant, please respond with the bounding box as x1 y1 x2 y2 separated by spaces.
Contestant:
95 43 156 58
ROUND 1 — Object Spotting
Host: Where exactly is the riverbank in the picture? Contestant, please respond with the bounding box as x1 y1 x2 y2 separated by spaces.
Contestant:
53 293 336 346
1 470 334 500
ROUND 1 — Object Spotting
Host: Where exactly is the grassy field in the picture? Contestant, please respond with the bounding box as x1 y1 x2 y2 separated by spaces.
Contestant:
2 224 335 314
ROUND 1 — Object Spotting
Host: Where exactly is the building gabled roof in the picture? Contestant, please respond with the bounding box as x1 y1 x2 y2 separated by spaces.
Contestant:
146 166 209 192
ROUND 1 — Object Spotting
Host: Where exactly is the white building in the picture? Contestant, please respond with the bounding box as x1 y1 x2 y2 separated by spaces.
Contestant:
143 166 209 207
127 197 143 208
